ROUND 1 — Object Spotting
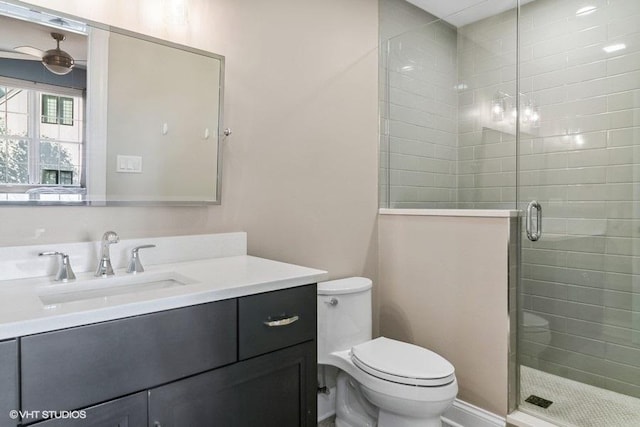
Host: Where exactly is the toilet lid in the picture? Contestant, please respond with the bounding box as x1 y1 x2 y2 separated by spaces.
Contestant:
318 277 372 295
351 337 455 387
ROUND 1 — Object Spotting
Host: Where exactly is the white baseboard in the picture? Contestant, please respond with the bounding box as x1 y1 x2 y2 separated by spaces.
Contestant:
506 410 559 427
318 387 336 422
317 394 505 427
442 399 506 427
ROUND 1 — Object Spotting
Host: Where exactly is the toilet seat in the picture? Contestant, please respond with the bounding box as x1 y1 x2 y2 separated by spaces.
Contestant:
351 337 455 387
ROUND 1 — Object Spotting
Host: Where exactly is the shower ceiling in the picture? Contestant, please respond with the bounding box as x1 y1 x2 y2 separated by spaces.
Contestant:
406 0 535 27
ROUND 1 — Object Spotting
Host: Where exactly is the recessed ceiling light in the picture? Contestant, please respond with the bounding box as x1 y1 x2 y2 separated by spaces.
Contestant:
576 6 597 16
603 43 626 53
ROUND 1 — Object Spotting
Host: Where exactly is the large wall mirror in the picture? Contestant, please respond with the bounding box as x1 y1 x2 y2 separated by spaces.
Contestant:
0 1 224 205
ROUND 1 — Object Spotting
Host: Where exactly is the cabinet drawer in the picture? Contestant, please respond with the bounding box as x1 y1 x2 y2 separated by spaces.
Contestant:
0 340 18 427
21 299 237 414
239 284 316 360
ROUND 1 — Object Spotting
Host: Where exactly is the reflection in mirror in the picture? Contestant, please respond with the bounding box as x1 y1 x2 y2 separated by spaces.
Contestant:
0 11 87 203
0 1 224 205
106 31 221 203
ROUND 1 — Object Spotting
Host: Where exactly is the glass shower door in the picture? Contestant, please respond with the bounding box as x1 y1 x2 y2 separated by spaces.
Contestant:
517 0 640 425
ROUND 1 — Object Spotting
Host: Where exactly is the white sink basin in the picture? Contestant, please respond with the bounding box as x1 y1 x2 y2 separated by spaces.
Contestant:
39 272 198 306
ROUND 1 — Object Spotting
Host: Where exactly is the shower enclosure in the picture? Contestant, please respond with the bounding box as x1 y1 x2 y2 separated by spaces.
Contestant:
380 0 640 425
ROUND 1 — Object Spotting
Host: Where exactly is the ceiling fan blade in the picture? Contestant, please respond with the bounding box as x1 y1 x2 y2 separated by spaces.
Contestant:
14 46 45 58
0 49 41 61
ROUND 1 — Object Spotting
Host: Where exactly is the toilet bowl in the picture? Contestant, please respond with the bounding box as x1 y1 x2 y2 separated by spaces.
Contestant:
318 277 458 427
522 311 551 359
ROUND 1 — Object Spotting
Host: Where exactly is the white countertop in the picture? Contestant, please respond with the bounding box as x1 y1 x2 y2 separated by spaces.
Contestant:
0 255 327 340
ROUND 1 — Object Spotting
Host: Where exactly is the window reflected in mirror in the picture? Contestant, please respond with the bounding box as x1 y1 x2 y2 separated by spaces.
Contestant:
0 81 85 201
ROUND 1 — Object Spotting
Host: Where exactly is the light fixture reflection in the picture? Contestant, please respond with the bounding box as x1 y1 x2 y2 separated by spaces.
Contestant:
531 110 540 123
492 93 506 122
576 6 597 16
42 33 74 76
491 91 540 127
603 43 626 53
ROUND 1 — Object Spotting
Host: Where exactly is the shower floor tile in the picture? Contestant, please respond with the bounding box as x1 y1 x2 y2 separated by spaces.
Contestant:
318 416 335 427
521 366 640 427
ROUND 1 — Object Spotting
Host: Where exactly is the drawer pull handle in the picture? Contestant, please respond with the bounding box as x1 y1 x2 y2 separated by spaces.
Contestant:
263 315 299 327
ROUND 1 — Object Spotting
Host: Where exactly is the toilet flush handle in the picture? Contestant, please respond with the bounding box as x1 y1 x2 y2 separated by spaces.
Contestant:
324 298 338 306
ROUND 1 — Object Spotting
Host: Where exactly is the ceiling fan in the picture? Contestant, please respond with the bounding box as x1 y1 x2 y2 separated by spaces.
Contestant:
13 32 82 76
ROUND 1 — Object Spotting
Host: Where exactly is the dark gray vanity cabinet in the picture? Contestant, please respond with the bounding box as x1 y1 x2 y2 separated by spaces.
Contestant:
21 300 237 415
27 393 147 427
13 283 316 427
0 340 18 427
149 341 316 427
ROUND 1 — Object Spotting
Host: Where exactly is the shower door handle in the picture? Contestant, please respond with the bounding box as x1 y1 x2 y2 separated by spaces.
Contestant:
526 200 542 241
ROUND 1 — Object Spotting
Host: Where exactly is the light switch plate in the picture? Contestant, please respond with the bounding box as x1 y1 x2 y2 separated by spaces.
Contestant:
116 155 143 173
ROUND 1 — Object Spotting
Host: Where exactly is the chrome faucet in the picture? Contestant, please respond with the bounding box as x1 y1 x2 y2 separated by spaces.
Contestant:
95 231 120 277
39 251 76 282
126 244 156 274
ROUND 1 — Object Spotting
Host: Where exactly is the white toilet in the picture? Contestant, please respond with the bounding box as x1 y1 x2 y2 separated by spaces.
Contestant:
522 311 551 359
318 277 458 427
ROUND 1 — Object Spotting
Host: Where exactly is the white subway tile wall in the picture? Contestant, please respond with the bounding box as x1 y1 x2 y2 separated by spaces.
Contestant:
380 0 517 209
456 5 518 210
514 0 640 399
380 0 459 209
381 0 640 399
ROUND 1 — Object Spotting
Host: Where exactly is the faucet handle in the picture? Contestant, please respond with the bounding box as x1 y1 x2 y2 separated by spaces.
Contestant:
39 251 76 282
127 245 156 274
102 231 120 244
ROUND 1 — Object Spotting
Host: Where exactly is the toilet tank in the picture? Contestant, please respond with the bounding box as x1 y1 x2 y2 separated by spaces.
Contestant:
317 277 372 364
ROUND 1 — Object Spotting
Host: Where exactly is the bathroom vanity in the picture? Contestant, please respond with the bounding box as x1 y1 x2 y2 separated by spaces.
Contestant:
0 233 326 427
